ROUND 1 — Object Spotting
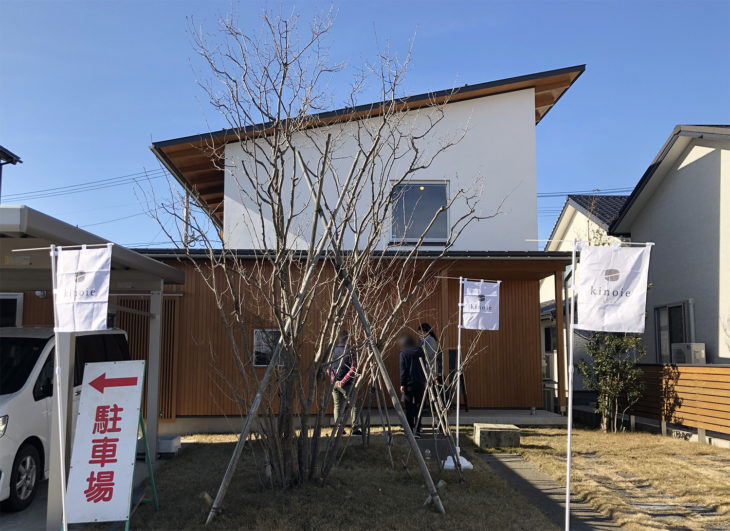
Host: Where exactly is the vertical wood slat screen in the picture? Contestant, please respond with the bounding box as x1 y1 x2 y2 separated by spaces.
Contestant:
115 296 179 421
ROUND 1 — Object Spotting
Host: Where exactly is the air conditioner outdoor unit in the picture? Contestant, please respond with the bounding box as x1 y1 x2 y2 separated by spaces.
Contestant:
671 343 706 364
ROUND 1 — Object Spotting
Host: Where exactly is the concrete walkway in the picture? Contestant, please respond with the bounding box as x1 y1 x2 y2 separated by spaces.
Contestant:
479 453 618 530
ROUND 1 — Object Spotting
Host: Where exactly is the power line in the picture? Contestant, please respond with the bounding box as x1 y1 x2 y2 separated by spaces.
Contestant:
81 212 148 228
3 168 167 202
537 187 633 198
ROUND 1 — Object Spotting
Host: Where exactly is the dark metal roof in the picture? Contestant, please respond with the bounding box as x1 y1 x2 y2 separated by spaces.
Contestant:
567 194 629 226
136 248 572 261
544 194 628 248
0 145 22 165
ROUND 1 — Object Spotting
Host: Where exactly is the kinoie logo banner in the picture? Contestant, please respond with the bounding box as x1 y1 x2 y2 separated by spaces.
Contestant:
55 244 112 332
461 280 500 331
575 244 652 333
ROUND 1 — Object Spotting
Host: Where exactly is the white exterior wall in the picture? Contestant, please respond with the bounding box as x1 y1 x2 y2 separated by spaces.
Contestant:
629 141 728 363
223 89 538 251
721 147 730 360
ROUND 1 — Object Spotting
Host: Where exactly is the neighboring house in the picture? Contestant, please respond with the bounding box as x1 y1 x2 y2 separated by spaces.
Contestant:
610 125 730 365
543 124 730 414
539 194 628 407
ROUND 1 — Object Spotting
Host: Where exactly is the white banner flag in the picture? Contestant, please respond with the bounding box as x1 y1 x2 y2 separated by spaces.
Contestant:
55 244 112 332
575 244 652 333
461 280 500 330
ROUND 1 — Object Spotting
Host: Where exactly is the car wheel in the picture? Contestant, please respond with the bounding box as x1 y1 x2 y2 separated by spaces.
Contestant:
3 444 40 512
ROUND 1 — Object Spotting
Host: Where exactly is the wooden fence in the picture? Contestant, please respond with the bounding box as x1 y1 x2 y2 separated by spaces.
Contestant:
633 364 730 435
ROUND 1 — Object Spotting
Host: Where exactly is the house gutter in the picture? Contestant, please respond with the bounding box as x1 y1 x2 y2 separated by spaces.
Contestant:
135 249 573 261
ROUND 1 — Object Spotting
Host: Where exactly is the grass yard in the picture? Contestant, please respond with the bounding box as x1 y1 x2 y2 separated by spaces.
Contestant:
477 427 730 530
123 429 556 530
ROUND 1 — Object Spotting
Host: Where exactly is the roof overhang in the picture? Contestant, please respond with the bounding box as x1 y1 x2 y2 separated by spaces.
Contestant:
0 145 22 165
140 248 571 281
151 65 585 229
610 125 730 235
0 205 184 291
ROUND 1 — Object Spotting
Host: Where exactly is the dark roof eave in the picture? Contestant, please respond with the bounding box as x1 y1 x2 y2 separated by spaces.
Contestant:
0 145 22 165
134 248 572 262
609 125 730 234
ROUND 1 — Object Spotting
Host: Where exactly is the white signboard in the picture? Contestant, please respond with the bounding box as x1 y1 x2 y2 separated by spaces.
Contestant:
55 244 112 332
575 244 652 333
66 360 145 524
461 280 500 330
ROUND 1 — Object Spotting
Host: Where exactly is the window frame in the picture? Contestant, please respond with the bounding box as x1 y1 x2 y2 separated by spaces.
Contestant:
654 301 691 364
252 328 283 367
389 180 450 245
0 293 24 327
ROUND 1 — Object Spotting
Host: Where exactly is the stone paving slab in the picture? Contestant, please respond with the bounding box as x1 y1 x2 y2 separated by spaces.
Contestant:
479 453 619 530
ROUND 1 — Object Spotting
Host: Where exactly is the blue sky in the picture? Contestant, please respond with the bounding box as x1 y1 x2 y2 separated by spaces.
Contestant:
2 0 729 247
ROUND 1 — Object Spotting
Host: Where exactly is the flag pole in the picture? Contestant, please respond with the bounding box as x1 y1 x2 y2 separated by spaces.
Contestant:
49 245 69 531
565 238 578 531
456 276 464 454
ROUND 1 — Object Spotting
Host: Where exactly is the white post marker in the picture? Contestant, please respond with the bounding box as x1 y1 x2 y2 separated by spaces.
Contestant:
564 240 653 531
47 243 113 530
66 360 145 524
445 277 500 470
48 244 69 531
564 239 578 531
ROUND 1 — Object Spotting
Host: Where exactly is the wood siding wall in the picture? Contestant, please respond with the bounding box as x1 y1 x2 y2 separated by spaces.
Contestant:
13 257 562 419
163 260 548 416
634 364 730 435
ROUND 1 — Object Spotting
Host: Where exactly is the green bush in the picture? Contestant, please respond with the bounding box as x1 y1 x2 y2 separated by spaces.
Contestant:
577 333 645 432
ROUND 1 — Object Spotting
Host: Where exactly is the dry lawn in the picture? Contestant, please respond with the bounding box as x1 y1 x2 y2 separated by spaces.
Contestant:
480 427 730 530
124 429 556 530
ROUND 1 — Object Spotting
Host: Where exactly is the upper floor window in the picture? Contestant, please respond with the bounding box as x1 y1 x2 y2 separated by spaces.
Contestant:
391 181 448 244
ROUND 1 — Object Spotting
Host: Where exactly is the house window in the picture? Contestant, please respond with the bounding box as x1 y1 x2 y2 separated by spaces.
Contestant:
655 302 690 363
543 325 557 353
0 293 23 327
253 329 282 367
391 181 448 244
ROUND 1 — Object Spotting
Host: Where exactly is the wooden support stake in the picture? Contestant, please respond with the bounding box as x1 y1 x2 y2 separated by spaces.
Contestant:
347 289 446 514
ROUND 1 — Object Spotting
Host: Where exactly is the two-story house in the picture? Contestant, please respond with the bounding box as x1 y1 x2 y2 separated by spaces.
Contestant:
145 66 584 426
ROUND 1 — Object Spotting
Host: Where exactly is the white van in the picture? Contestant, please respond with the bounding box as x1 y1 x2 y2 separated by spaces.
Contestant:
0 328 130 511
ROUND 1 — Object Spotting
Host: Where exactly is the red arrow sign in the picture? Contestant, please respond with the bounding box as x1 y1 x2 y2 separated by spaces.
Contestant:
89 373 138 394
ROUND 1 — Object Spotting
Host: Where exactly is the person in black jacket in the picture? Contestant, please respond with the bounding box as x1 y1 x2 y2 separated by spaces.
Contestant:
398 333 426 437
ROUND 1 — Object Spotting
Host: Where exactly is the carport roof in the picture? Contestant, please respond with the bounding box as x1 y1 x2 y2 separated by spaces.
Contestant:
0 205 184 290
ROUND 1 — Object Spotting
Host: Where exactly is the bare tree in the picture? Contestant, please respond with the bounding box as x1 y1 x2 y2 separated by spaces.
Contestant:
150 8 500 522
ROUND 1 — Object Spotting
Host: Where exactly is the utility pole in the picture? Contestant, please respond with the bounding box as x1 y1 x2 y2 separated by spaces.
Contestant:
0 145 23 203
183 192 190 250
